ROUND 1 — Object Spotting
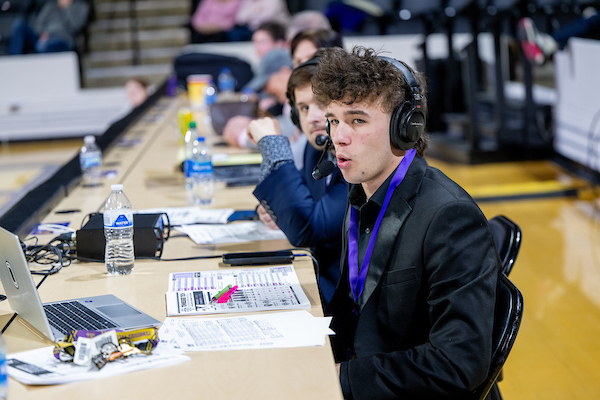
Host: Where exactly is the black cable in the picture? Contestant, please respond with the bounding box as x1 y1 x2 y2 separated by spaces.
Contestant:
289 248 321 280
21 233 74 276
1 313 18 334
65 254 223 262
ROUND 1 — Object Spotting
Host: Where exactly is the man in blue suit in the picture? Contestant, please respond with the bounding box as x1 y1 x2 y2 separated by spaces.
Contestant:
247 55 348 305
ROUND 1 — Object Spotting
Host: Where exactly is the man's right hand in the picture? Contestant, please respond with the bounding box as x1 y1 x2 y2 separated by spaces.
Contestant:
256 205 278 230
222 115 252 147
247 117 281 145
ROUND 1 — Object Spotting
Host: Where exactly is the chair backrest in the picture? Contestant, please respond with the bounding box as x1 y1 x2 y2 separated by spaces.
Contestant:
472 273 524 400
489 215 522 276
173 53 254 92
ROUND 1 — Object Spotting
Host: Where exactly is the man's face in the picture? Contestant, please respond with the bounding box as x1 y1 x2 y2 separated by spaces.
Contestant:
326 100 401 197
293 40 318 67
252 30 276 59
294 84 327 151
264 67 292 103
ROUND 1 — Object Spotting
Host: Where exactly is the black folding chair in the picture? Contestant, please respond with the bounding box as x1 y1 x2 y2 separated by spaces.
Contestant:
173 52 254 92
471 273 524 400
489 215 522 276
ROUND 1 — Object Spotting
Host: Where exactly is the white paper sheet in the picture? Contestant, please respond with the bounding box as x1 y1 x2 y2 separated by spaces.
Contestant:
136 207 234 225
174 221 286 244
165 265 311 316
175 221 286 244
159 310 334 351
6 343 190 386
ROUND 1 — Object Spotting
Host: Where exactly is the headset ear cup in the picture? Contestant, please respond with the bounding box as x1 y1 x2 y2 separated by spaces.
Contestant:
404 108 426 144
390 103 408 150
290 104 300 130
390 102 425 150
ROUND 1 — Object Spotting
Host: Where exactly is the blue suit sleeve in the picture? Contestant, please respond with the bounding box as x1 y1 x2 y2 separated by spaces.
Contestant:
253 162 347 247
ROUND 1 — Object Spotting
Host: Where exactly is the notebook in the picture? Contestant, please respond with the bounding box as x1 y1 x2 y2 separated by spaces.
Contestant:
0 226 161 342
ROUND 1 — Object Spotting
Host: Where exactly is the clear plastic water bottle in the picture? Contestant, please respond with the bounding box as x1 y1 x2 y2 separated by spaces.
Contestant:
205 79 218 106
183 121 199 195
80 135 102 187
0 333 7 400
103 184 134 275
185 137 214 205
217 67 235 100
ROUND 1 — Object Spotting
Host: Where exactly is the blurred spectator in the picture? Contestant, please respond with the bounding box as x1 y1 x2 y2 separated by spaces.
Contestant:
518 8 600 65
244 47 293 97
252 21 287 59
125 77 150 108
228 0 291 41
262 28 343 115
8 0 89 54
223 48 294 150
286 10 332 42
190 0 242 43
223 29 343 164
290 28 343 67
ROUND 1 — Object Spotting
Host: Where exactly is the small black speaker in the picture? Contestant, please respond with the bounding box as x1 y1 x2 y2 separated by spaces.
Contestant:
76 213 167 260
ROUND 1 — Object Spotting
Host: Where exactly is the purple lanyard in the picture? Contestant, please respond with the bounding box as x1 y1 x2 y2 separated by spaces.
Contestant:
348 149 416 301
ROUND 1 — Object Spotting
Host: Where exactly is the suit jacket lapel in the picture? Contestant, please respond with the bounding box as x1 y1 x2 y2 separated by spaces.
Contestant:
356 156 427 311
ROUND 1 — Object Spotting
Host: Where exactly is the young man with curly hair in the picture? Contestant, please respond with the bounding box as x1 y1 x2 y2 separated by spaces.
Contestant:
311 46 500 399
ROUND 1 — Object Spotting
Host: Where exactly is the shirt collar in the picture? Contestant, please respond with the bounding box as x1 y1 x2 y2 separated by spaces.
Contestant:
349 168 396 210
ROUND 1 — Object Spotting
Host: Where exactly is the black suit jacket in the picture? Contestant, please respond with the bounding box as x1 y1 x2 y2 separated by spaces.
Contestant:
328 156 500 399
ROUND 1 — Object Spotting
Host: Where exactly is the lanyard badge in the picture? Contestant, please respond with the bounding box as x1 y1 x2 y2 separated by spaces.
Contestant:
348 149 416 301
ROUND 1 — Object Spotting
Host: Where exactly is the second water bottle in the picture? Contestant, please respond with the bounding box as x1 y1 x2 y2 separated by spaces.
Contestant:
104 184 134 275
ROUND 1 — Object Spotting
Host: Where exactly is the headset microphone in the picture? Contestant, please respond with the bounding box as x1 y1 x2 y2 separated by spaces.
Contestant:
315 134 328 146
312 136 335 181
312 160 335 180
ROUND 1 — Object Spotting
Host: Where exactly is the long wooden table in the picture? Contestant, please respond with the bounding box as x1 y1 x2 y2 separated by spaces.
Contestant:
0 94 343 399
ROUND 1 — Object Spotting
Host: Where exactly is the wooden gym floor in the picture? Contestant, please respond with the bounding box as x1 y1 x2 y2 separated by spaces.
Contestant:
1 139 600 399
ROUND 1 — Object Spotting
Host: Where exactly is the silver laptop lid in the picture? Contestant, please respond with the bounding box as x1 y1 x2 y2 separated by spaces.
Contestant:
0 226 57 341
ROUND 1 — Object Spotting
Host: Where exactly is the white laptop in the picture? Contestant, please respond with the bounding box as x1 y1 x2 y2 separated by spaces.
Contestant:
0 226 161 342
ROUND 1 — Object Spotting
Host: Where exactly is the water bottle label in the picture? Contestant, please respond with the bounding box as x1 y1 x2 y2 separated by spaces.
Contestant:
104 210 133 228
184 159 213 178
81 153 101 169
220 80 235 92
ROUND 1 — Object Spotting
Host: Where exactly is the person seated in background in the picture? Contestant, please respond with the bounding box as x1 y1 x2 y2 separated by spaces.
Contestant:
289 28 344 67
247 53 348 305
252 21 287 60
222 28 344 153
190 0 242 43
8 0 89 54
244 47 293 115
222 48 297 153
228 0 291 42
285 10 333 43
265 29 344 112
125 77 150 108
312 46 499 399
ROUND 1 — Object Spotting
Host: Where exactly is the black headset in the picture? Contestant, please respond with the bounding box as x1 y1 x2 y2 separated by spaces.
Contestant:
324 56 426 151
287 57 320 130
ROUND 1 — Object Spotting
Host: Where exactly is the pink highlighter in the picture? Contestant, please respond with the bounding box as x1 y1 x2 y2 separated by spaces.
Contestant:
217 285 238 303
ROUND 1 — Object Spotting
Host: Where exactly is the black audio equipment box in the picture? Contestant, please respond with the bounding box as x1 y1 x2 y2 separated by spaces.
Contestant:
76 213 167 260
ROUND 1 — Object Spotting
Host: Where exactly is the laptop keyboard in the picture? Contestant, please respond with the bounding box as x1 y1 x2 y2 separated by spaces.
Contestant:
43 301 118 335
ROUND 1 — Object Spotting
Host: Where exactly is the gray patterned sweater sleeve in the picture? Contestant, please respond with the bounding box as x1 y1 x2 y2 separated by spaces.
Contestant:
257 135 294 182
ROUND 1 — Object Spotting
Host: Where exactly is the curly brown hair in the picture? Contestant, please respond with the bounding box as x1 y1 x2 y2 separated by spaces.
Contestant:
311 46 429 156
